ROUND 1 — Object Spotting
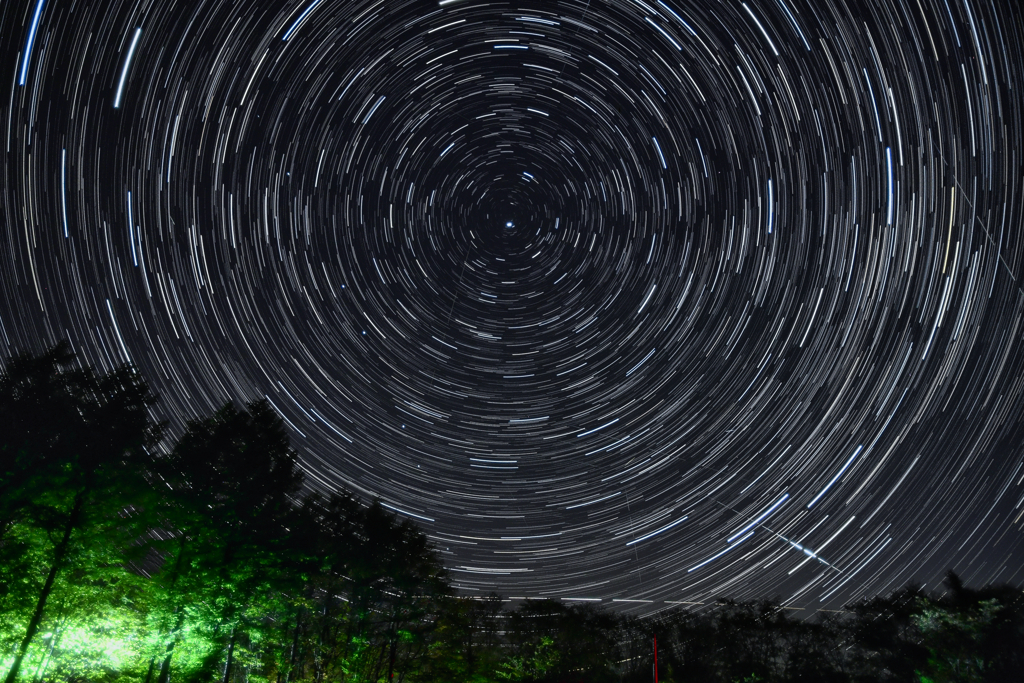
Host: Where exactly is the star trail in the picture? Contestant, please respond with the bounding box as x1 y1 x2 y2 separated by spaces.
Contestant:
2 0 1023 613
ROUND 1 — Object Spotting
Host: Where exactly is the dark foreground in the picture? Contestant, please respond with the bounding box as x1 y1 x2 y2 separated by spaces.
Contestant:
2 346 1022 682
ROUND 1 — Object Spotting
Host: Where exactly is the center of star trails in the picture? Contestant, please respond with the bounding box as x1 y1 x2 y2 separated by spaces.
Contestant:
17 0 1018 618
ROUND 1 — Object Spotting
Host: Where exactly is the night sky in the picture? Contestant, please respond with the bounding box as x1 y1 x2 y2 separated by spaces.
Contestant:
2 0 1023 614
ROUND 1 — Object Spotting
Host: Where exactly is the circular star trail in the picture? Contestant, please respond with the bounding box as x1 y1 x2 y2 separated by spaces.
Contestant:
3 0 1024 613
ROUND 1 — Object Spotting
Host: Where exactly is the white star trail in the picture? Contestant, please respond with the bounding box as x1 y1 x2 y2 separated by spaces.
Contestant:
2 0 1023 613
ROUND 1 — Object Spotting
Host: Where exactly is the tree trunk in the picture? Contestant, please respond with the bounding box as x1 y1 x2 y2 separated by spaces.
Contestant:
142 658 157 683
31 621 63 683
3 492 83 683
281 610 303 683
312 623 324 683
222 626 238 683
386 633 397 681
151 536 189 683
156 609 187 683
368 639 389 683
155 639 175 683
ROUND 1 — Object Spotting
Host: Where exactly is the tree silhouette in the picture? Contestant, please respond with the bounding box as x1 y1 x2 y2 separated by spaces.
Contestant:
148 399 305 683
0 343 162 683
290 493 449 682
423 594 504 682
501 600 622 683
910 571 1024 682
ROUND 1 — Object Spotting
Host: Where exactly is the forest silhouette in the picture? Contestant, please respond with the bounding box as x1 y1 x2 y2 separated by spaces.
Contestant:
2 345 1022 683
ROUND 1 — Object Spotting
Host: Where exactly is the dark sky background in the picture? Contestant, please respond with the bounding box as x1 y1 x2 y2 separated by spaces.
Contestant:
2 0 1023 615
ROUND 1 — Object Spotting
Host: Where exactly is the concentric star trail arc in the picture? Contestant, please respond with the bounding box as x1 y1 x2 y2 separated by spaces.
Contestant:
2 0 1023 613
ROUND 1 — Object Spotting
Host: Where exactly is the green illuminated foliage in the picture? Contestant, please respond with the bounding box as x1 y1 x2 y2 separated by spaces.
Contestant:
146 399 307 683
908 572 1024 683
495 636 559 682
0 343 162 683
421 595 504 682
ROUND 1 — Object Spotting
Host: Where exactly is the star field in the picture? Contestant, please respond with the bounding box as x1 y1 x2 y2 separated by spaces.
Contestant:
2 0 1023 613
